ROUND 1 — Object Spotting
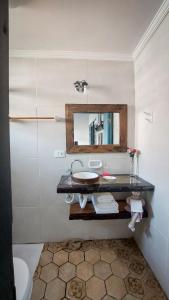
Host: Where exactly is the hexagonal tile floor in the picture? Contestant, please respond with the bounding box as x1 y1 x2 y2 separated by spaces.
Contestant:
31 239 167 300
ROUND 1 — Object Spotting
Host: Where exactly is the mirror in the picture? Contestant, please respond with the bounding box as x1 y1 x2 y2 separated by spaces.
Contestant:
74 113 120 145
66 104 127 153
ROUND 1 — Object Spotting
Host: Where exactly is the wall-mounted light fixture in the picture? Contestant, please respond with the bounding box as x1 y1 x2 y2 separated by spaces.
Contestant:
74 80 88 93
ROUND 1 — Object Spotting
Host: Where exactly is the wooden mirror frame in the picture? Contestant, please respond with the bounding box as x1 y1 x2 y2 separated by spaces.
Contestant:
65 104 127 153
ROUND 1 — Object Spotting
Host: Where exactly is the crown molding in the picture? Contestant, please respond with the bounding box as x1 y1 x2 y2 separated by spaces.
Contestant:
9 49 132 62
133 0 169 60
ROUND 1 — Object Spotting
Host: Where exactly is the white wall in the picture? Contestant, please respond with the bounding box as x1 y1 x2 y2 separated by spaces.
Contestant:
134 12 169 298
10 58 135 243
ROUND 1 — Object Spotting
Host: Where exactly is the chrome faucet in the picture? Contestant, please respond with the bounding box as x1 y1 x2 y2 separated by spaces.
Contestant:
70 159 84 175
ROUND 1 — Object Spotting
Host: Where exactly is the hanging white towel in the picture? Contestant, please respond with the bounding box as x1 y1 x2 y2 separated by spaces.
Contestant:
130 199 143 213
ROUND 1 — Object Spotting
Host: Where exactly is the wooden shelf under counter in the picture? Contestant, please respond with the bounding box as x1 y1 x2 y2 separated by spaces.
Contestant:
69 200 148 220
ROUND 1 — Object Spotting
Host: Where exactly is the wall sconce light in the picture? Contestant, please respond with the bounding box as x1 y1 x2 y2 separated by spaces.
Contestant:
74 80 88 93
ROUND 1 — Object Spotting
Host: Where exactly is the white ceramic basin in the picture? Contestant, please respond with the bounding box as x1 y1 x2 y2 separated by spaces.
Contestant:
13 257 32 300
71 171 100 184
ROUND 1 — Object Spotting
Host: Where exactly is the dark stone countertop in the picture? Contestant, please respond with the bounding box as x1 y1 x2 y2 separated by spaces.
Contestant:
57 174 155 194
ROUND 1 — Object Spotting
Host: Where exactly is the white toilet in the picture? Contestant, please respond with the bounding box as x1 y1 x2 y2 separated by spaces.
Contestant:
13 257 33 300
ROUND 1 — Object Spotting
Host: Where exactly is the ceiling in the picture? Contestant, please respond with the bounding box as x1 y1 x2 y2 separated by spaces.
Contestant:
9 0 164 54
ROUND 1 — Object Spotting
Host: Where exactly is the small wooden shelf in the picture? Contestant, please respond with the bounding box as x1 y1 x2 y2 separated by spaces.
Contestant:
69 200 148 220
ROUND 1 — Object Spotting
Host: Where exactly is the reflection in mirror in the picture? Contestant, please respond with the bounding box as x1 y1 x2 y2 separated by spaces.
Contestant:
74 113 120 146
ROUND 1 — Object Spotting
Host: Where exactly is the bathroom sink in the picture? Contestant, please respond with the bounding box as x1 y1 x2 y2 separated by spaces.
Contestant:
71 171 100 184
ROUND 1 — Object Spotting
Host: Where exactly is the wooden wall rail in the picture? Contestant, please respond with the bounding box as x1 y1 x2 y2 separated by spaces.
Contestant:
9 116 65 121
9 116 54 120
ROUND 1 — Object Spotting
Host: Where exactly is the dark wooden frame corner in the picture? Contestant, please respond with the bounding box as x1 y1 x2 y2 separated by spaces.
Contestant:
65 104 127 153
0 1 15 299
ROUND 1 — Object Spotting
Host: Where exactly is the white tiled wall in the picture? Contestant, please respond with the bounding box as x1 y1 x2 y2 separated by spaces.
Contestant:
10 58 135 243
134 13 169 298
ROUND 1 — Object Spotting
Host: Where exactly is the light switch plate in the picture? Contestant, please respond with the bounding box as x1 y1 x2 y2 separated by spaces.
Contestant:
54 150 65 158
144 111 153 123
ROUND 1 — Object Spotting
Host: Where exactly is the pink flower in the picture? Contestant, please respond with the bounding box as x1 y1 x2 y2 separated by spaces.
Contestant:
127 147 140 157
135 149 141 156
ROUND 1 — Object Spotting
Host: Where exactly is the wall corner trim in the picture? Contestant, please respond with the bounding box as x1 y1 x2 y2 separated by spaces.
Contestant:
9 49 132 62
133 0 169 60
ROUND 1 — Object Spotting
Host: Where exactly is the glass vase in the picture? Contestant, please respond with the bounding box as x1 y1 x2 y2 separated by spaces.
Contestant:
130 156 135 177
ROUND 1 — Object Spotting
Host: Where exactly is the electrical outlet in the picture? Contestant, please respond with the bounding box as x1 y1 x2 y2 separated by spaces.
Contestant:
54 150 65 158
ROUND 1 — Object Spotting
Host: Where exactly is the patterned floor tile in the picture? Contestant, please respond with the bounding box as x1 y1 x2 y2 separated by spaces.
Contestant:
30 239 167 300
77 261 93 281
86 276 106 300
111 259 129 279
125 275 144 298
85 248 100 264
48 242 63 253
114 247 130 261
31 279 46 300
53 250 68 266
59 262 75 282
66 277 86 299
40 262 58 283
106 275 126 299
129 258 146 278
39 250 53 267
143 293 167 300
69 250 84 265
45 278 65 300
100 249 117 263
33 265 42 281
94 260 112 280
103 296 116 300
123 295 139 300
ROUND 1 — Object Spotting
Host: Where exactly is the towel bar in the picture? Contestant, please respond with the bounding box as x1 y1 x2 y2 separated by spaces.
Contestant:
9 116 65 122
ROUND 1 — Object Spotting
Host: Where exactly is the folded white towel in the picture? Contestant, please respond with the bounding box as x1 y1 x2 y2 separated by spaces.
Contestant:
96 194 116 203
92 194 119 214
